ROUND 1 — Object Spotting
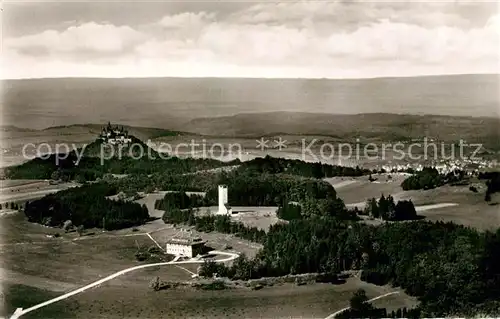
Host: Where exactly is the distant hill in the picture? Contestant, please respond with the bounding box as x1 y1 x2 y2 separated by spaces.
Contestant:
185 112 500 148
1 123 185 142
4 74 499 130
42 124 186 140
3 113 499 150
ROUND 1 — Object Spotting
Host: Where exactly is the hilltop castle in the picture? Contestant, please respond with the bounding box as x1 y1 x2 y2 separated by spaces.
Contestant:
99 122 132 145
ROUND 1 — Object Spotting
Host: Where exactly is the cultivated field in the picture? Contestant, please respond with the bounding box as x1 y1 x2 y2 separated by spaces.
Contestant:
0 180 78 204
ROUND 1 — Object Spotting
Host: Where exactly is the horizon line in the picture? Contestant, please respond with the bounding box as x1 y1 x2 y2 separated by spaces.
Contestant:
2 72 499 81
3 111 499 132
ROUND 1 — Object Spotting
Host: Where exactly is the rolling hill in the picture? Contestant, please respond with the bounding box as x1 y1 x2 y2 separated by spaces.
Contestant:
184 112 500 147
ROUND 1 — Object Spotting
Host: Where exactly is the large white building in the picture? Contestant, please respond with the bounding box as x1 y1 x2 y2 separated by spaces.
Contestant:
166 236 205 258
218 185 232 215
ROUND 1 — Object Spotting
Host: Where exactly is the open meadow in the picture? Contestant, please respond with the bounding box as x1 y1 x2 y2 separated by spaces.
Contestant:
328 173 500 230
5 277 416 319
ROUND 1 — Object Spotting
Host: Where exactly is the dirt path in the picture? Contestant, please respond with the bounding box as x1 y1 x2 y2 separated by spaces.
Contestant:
324 291 401 319
330 180 357 189
346 201 459 212
415 203 458 212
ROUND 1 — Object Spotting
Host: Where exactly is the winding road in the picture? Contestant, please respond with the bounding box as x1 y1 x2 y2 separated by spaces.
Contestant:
9 250 238 319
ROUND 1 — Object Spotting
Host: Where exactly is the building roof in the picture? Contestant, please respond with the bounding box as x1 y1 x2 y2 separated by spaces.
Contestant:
167 236 205 246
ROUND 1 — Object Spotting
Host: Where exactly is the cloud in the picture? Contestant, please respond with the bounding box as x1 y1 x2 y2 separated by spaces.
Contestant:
325 17 500 64
3 3 499 79
6 22 146 59
228 2 478 30
158 11 215 29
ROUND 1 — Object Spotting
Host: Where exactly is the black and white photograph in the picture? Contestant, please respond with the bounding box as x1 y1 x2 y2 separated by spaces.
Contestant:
1 1 499 318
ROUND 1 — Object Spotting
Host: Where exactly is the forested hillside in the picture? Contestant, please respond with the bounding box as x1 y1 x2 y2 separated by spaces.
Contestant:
24 183 149 230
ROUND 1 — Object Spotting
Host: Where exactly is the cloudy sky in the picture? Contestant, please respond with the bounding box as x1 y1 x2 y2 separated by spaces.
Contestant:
2 1 499 79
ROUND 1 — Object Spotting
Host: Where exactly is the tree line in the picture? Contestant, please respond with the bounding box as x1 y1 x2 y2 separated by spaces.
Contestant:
401 167 466 190
5 142 372 185
238 155 371 178
362 194 418 221
480 171 500 202
204 170 337 206
5 150 237 182
154 192 207 211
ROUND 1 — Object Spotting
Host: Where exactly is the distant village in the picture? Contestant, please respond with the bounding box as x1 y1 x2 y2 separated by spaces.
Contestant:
379 158 498 176
98 122 132 145
337 156 497 176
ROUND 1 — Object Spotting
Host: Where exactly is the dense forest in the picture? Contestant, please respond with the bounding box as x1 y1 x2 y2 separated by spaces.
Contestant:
276 200 302 220
153 171 339 208
363 194 418 221
5 142 370 183
5 150 237 181
4 135 239 181
154 192 207 211
238 155 371 178
204 171 337 206
401 167 466 190
24 183 150 230
480 171 500 202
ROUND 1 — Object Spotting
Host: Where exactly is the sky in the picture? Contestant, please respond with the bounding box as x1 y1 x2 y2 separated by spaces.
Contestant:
2 1 499 79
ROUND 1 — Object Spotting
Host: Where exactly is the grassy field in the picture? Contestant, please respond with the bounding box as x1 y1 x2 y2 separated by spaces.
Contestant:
18 277 416 319
328 173 408 205
1 213 160 284
1 212 197 317
1 284 74 319
330 173 500 231
397 186 500 230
